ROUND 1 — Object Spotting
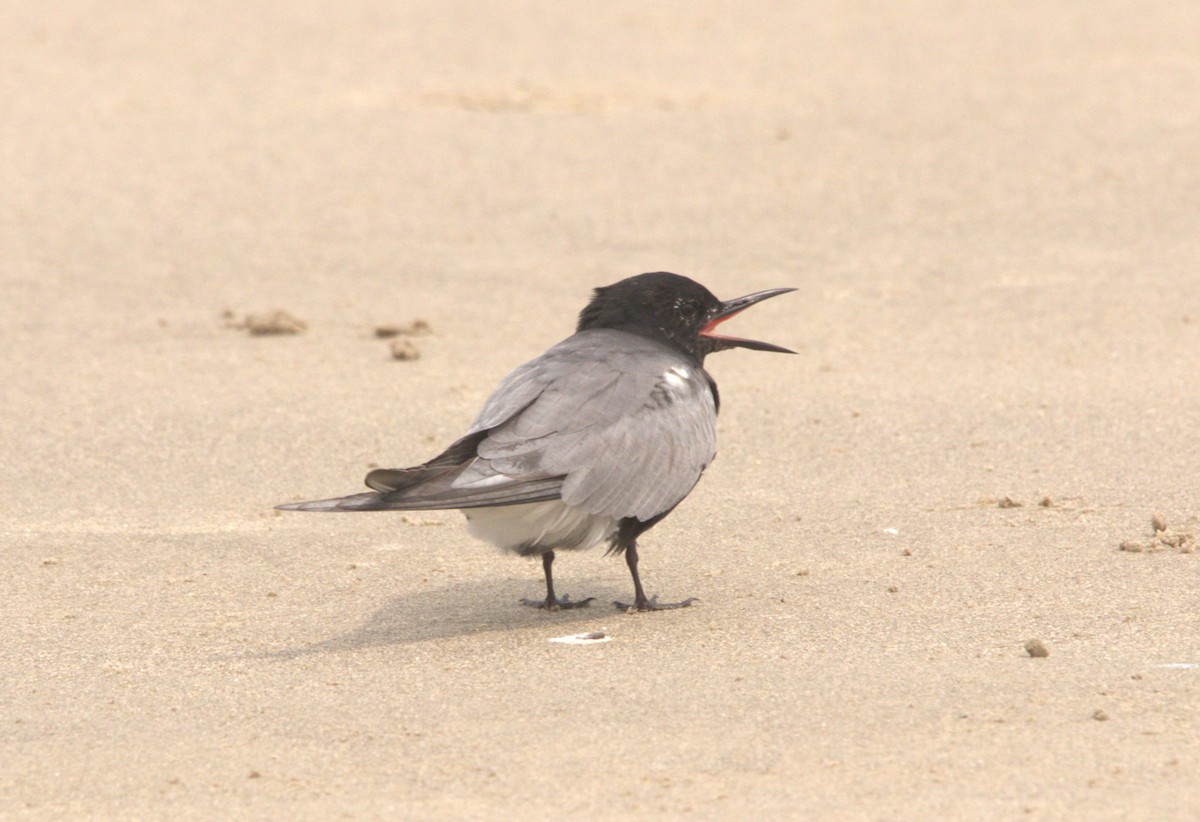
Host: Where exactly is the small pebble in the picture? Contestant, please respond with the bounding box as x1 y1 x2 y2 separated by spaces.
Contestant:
389 339 421 361
1024 639 1049 658
1092 709 1109 721
998 497 1023 509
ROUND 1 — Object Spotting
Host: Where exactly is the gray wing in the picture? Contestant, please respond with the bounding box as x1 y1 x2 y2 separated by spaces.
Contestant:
472 329 718 522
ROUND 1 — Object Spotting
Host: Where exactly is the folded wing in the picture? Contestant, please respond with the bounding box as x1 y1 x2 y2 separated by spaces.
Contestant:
279 329 718 521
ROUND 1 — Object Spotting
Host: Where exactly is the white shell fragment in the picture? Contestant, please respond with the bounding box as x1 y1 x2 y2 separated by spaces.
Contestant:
549 631 611 645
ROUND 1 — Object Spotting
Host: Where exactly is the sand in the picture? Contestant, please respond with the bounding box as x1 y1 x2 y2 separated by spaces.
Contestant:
3 2 1199 818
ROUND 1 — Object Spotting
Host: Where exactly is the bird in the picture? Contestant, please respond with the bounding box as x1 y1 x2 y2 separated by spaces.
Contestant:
277 272 794 612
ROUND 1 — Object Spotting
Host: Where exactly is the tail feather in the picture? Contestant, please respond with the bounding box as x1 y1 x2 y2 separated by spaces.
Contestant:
275 476 566 513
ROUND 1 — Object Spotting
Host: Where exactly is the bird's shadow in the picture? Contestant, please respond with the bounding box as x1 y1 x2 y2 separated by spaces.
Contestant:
242 577 619 661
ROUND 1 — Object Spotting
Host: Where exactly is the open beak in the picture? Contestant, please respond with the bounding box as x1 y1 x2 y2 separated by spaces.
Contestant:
700 287 796 353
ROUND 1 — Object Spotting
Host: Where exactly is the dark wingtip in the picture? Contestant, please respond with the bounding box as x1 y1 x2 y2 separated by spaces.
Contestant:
274 493 380 512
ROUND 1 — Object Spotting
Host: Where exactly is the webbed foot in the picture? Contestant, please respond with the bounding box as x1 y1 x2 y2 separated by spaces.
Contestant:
613 594 697 612
520 594 595 611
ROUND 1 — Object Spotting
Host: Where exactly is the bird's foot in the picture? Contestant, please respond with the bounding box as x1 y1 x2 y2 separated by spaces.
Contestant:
520 594 595 611
614 595 697 613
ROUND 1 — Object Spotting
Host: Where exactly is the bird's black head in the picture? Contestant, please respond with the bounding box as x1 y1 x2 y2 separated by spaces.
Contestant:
576 272 795 363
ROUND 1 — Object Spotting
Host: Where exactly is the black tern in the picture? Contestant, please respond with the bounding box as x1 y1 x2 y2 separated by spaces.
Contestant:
277 272 794 612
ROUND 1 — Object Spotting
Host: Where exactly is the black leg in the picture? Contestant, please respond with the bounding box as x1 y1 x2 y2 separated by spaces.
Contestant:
541 551 558 602
613 539 696 612
520 550 594 611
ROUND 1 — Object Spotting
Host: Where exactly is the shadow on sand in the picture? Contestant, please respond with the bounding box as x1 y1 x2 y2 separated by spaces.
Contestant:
243 577 620 660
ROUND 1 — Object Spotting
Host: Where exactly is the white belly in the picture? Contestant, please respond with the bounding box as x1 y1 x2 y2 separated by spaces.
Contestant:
463 500 618 556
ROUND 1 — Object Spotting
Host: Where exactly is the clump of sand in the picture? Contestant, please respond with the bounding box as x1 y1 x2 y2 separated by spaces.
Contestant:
222 309 307 335
1119 514 1196 554
375 319 431 338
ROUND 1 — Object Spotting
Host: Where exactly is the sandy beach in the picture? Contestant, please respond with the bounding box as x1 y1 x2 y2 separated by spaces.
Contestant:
3 2 1199 818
